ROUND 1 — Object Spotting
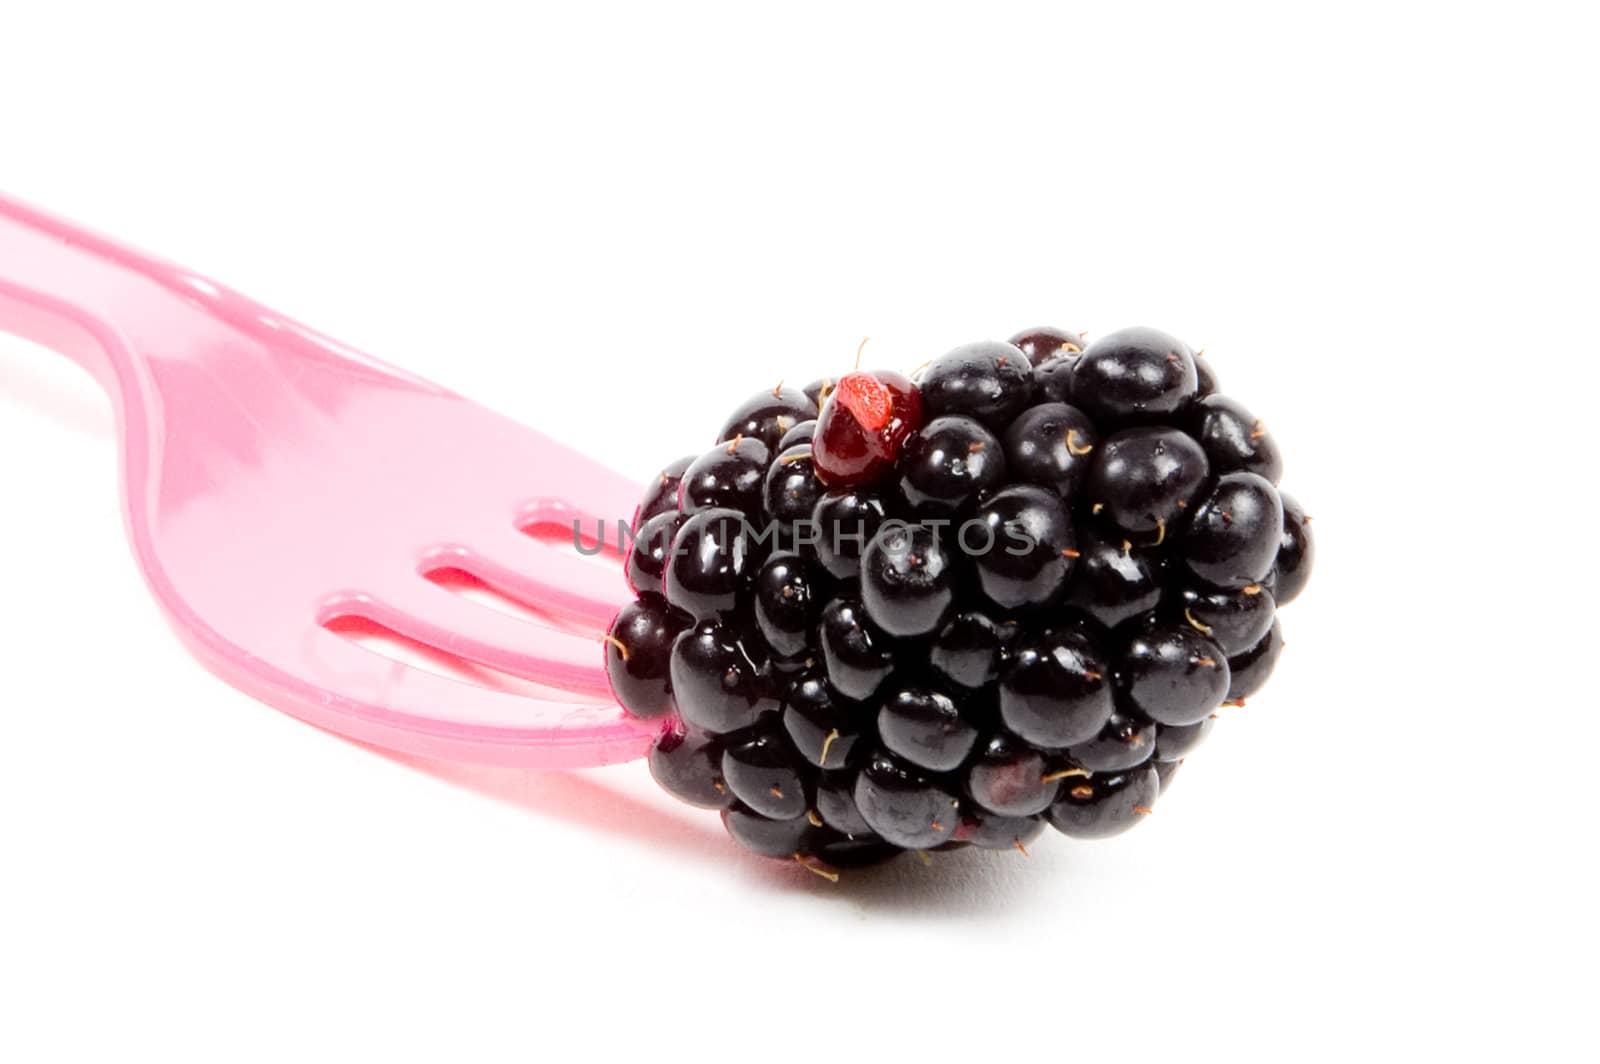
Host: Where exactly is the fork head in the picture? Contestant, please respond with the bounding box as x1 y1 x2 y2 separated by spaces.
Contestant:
0 194 657 767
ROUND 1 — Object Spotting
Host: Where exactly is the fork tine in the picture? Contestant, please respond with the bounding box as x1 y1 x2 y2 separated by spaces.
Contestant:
319 585 613 697
424 529 630 631
515 474 643 555
298 628 655 769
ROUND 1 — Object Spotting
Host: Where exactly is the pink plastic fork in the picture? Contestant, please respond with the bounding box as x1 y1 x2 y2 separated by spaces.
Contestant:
0 193 657 768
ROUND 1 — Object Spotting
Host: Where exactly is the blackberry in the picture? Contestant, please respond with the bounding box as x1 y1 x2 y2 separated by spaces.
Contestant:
609 325 1314 874
716 385 818 451
860 520 956 638
781 670 868 770
854 751 962 850
604 597 689 719
1046 763 1161 839
1272 494 1315 606
763 445 826 539
1180 472 1284 589
965 731 1059 817
917 341 1034 429
668 619 778 734
1153 758 1184 793
812 370 922 487
815 769 875 836
999 625 1114 748
1009 326 1085 367
1155 717 1214 763
802 378 836 408
899 415 1006 513
816 596 895 702
1034 356 1076 405
681 436 771 516
1190 395 1283 483
1116 621 1230 726
1176 582 1276 657
626 510 686 598
721 805 816 859
1071 326 1198 425
969 485 1077 610
751 552 824 660
930 610 1009 692
1002 402 1098 498
632 455 695 532
649 720 730 809
778 419 818 450
1064 530 1166 629
664 507 768 620
809 488 888 580
1087 427 1210 537
1067 710 1158 773
957 811 1047 852
1226 618 1285 703
812 834 903 869
877 686 978 772
721 728 810 821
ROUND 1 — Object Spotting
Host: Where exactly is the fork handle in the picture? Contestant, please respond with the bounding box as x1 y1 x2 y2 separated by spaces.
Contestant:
0 193 432 399
0 193 164 396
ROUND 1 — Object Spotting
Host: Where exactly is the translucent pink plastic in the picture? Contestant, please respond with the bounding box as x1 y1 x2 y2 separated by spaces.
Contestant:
0 193 657 767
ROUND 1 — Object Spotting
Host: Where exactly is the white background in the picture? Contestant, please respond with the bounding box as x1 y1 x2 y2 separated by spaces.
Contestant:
2 2 1595 1060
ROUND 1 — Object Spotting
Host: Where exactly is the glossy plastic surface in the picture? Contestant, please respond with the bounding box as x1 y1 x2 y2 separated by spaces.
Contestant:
0 193 656 767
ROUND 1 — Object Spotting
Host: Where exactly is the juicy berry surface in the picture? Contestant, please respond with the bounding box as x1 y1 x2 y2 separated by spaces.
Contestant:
681 436 771 516
1009 326 1085 367
1070 327 1198 425
663 507 768 620
608 325 1314 874
1087 427 1210 536
918 340 1035 429
859 520 956 638
812 370 923 488
899 415 1006 514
